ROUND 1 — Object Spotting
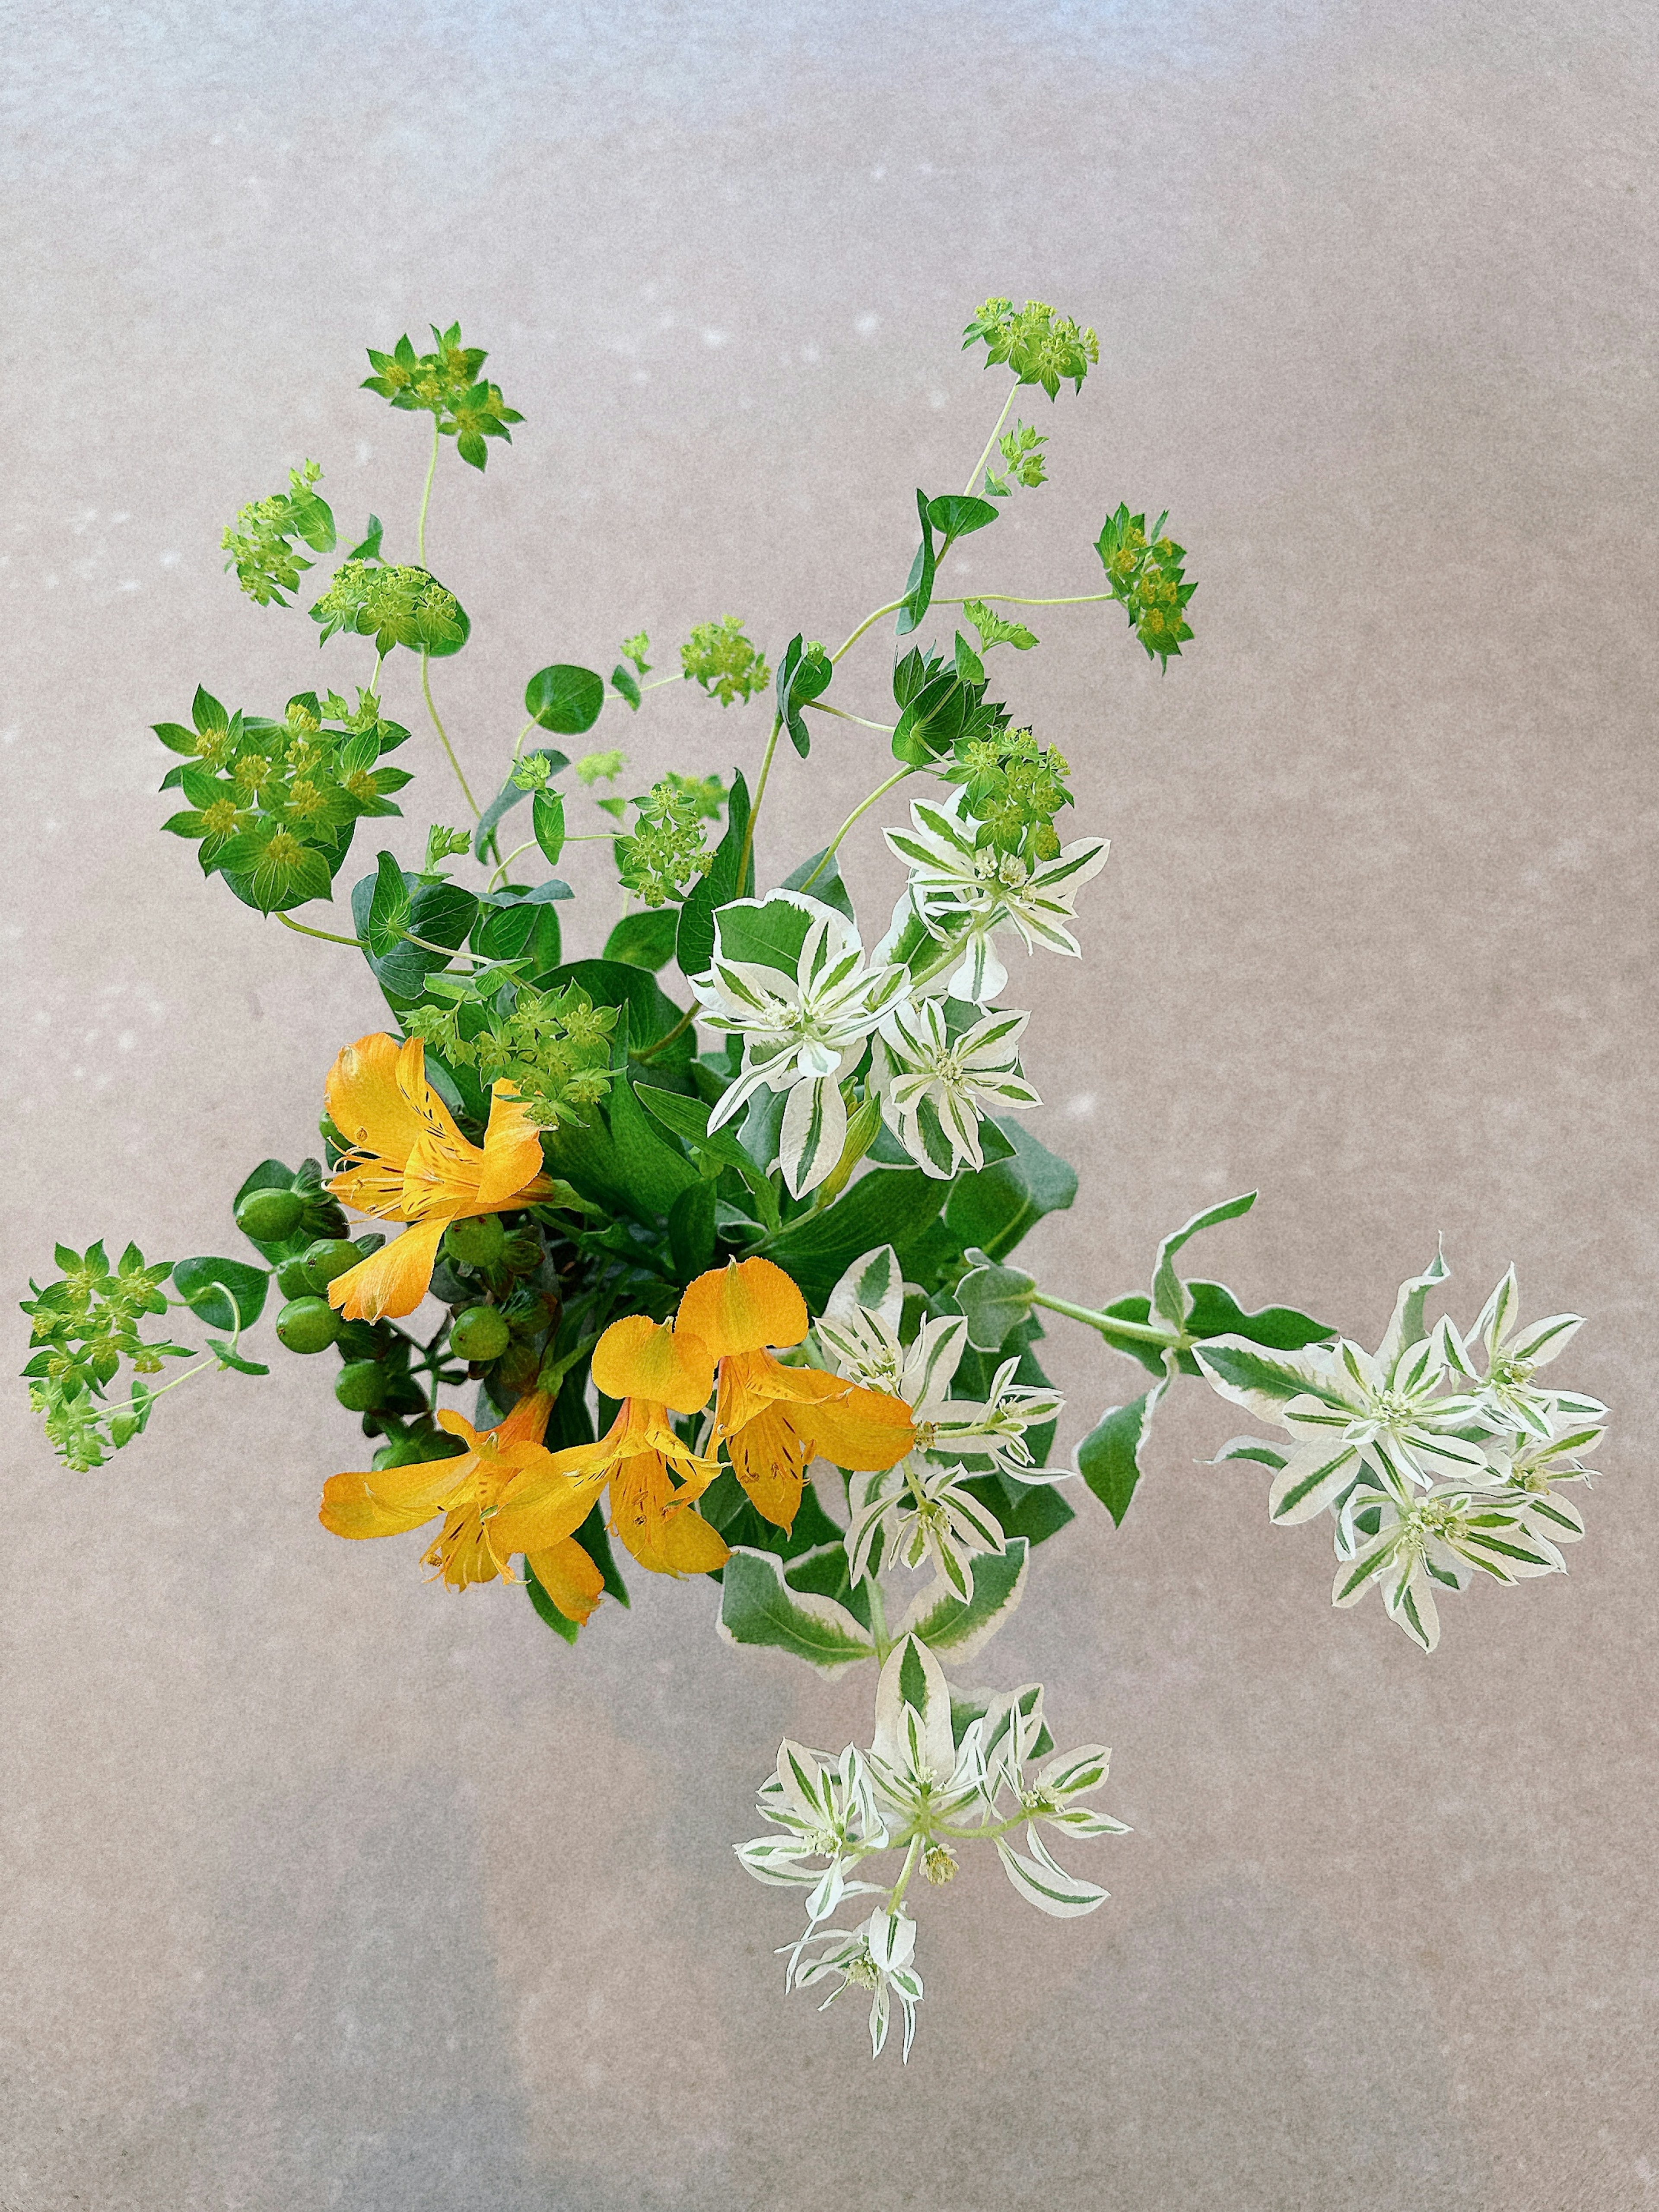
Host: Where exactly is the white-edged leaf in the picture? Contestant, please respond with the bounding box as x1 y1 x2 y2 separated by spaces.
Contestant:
717 1548 875 1673
897 1538 1028 1662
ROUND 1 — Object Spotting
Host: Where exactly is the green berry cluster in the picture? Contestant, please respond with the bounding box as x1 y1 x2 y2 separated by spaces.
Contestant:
617 777 720 906
680 616 771 706
361 324 524 472
310 561 469 657
156 687 413 914
402 981 617 1129
222 461 337 607
945 725 1073 860
1095 504 1197 668
963 299 1100 398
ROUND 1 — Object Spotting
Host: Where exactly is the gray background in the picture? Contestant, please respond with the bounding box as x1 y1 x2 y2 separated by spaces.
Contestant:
4 1 1656 2205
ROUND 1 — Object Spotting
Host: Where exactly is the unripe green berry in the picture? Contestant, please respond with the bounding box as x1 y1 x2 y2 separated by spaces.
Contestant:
335 1359 387 1412
275 1256 315 1300
450 1305 511 1362
373 1431 467 1470
444 1214 508 1270
275 1296 341 1355
235 1187 304 1242
304 1238 363 1290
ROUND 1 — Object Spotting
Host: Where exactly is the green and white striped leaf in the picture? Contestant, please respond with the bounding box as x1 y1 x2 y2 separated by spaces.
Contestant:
717 1548 875 1674
897 1538 1029 1662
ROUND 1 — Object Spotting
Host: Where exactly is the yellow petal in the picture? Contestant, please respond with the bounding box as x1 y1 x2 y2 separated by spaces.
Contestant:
799 1378 917 1472
607 1449 730 1575
524 1537 605 1624
474 1082 553 1210
394 1035 468 1151
364 1448 478 1518
493 1391 553 1447
319 1468 440 1540
326 1032 425 1167
724 1401 809 1530
591 1313 714 1414
328 1159 411 1221
327 1217 447 1320
678 1256 808 1358
490 1441 610 1554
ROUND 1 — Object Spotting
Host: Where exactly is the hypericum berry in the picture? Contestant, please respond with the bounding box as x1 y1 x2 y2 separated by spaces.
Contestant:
274 1256 315 1301
276 1296 341 1355
450 1306 511 1363
334 1360 387 1413
235 1186 304 1242
443 1215 509 1270
302 1238 363 1290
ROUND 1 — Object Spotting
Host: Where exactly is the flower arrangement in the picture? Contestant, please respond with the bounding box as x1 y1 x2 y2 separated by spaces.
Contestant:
22 302 1608 2060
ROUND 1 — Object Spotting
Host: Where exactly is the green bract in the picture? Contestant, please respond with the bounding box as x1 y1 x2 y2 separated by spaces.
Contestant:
963 297 1100 397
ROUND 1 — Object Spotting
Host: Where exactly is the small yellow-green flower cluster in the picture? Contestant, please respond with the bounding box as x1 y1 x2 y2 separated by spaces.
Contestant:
946 725 1072 860
402 982 617 1130
222 461 335 607
361 323 524 471
617 776 721 905
681 616 771 705
963 298 1100 398
1095 503 1197 668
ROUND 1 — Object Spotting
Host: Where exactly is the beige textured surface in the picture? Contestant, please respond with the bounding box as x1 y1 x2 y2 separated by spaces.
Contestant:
4 3 1656 2205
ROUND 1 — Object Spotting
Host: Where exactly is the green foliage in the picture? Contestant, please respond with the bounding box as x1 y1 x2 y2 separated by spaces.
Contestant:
616 776 719 906
681 616 770 705
941 724 1072 862
222 461 336 606
525 663 605 735
158 687 411 913
311 561 470 657
21 1240 199 1471
944 1122 1077 1262
889 642 1011 769
402 979 617 1130
962 599 1039 652
963 297 1100 398
362 324 524 470
983 422 1048 499
172 1255 271 1334
574 748 628 788
1095 503 1196 668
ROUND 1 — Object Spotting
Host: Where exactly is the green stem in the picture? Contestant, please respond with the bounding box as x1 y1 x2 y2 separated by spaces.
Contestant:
963 387 1017 498
1030 1288 1180 1352
417 416 439 566
934 590 1116 610
830 600 907 665
797 767 916 891
735 711 783 890
422 650 480 817
803 699 896 734
367 646 388 701
509 715 536 763
486 839 537 890
632 1004 696 1064
887 1835 925 1915
277 912 368 948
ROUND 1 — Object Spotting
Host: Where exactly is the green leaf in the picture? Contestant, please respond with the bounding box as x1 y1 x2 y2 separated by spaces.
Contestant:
172 1255 270 1333
603 908 679 972
1192 1340 1343 1407
780 847 855 923
1149 1192 1257 1330
960 1470 1074 1548
348 515 385 561
553 958 695 1075
153 720 200 756
925 493 999 543
765 1169 945 1311
944 1120 1077 1261
712 893 814 974
668 1179 718 1276
717 1547 876 1673
897 1538 1028 1660
532 789 566 865
525 663 605 735
675 769 753 983
207 1337 270 1377
610 663 642 709
365 850 412 959
606 1067 701 1216
472 748 568 861
1076 1393 1153 1527
895 488 936 637
956 1257 1037 1352
774 634 833 759
350 872 478 1007
1182 1282 1337 1356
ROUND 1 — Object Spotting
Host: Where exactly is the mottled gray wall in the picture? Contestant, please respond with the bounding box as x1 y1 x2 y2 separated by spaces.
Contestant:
4 3 1656 2206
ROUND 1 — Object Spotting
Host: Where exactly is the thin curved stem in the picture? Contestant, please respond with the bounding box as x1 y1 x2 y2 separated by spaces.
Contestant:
486 838 537 891
416 416 439 566
1030 1288 1180 1352
735 712 783 891
963 386 1017 498
632 1004 696 1064
934 590 1115 610
797 766 916 891
830 600 906 665
422 650 480 817
367 646 388 702
804 699 896 734
277 912 368 948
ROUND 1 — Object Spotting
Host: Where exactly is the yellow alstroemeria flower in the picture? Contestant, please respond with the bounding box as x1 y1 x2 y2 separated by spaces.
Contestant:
518 1314 730 1577
318 1389 606 1623
323 1032 554 1321
677 1256 915 1532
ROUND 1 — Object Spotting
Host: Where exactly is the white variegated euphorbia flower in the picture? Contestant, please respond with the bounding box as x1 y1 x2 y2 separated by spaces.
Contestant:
879 789 1109 1003
693 891 907 1195
1201 1255 1610 1650
874 995 1040 1177
816 1245 1070 1597
746 1639 1125 2059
